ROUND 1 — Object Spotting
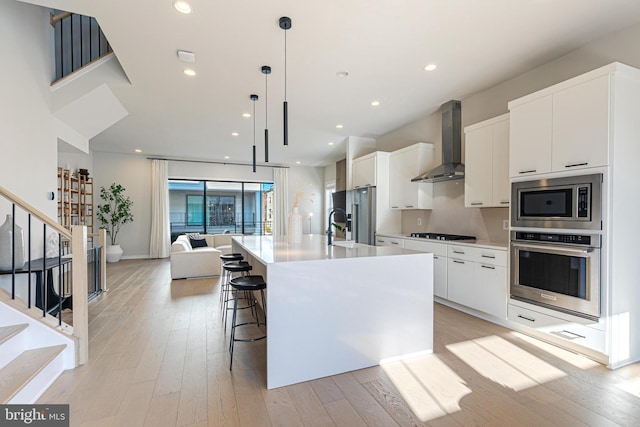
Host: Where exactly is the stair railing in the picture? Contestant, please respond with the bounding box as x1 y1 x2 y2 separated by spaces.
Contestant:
50 10 113 82
0 185 93 366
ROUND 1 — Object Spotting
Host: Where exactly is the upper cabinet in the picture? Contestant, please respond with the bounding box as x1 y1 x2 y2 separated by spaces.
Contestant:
464 114 510 207
509 72 611 177
351 152 378 189
389 143 436 210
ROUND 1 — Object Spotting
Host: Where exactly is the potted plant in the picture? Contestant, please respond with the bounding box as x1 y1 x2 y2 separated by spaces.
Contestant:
97 183 134 262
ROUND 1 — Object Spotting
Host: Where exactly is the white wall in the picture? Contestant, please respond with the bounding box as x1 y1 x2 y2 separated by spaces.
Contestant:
0 2 56 217
92 152 151 258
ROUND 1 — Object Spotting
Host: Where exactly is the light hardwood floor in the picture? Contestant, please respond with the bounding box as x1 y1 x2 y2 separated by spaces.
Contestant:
39 258 640 426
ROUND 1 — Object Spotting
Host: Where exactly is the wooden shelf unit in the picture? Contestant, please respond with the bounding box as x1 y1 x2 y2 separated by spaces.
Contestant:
57 167 93 234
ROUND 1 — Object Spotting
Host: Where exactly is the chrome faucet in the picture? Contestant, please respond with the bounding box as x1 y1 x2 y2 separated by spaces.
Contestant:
326 208 348 246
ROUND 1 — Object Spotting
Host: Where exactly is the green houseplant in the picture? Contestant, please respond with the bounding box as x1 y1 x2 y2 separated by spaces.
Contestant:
97 183 133 262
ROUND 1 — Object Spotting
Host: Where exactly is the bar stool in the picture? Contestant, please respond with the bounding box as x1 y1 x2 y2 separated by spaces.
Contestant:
229 275 266 370
221 261 253 329
219 253 243 304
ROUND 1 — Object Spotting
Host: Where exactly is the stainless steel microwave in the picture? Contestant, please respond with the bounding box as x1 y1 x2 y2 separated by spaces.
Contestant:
511 174 602 230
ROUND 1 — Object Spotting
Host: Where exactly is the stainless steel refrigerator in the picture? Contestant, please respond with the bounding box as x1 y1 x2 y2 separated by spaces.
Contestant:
346 186 377 245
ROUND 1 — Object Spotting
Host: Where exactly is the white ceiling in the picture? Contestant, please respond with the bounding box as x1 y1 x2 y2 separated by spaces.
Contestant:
34 0 640 167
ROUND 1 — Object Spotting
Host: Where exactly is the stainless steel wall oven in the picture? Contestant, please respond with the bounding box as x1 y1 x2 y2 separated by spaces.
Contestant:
510 231 601 320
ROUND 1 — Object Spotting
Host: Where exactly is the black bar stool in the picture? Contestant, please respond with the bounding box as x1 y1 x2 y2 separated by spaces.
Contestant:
219 253 243 304
229 275 266 371
221 261 253 329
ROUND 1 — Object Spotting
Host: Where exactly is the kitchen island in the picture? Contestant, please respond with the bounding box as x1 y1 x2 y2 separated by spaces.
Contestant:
232 234 434 389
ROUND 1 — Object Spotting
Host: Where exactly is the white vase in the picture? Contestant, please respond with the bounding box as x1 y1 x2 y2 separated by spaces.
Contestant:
106 244 123 263
0 214 25 270
288 207 303 244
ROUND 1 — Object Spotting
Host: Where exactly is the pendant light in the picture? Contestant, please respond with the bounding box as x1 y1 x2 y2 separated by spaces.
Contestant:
279 16 291 146
250 94 258 172
262 65 271 162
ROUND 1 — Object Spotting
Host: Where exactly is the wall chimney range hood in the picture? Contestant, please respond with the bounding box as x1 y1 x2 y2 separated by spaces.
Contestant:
411 100 464 182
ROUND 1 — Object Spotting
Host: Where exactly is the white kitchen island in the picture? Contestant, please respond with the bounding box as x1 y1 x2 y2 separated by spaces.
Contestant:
232 234 434 389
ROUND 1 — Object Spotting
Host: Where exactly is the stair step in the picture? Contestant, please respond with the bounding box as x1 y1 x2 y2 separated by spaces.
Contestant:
0 344 66 404
0 324 28 345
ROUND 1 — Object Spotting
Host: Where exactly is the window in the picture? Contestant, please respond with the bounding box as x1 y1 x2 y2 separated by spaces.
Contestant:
169 179 273 241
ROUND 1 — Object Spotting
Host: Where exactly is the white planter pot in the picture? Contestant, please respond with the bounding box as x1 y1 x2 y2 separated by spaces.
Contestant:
106 244 123 263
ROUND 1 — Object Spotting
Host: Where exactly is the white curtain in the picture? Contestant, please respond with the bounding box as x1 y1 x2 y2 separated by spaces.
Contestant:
150 159 170 258
273 168 289 236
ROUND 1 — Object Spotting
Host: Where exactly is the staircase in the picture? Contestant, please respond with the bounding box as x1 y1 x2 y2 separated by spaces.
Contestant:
0 297 75 404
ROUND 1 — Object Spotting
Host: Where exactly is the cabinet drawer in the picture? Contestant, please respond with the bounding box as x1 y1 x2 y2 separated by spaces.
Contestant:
375 236 404 248
403 239 447 256
448 245 507 266
508 304 605 353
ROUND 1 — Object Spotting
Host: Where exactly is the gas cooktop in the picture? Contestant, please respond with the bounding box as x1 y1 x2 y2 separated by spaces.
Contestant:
409 232 476 241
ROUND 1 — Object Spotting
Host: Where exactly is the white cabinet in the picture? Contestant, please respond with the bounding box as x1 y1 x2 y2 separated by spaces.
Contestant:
552 75 610 171
403 239 448 299
509 74 610 177
447 245 507 319
351 153 377 189
464 114 510 207
389 143 436 210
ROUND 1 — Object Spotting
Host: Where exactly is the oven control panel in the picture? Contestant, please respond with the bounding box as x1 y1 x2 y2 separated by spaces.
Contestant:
514 231 595 246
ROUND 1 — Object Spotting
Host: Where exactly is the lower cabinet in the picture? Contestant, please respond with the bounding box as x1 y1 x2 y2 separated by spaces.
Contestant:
447 245 507 319
375 235 405 248
403 239 448 299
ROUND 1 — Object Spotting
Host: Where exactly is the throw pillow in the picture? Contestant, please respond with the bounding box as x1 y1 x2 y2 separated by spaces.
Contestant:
186 232 201 240
190 238 208 248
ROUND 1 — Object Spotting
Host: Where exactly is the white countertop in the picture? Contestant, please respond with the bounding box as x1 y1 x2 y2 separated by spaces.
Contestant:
376 233 508 250
233 234 419 264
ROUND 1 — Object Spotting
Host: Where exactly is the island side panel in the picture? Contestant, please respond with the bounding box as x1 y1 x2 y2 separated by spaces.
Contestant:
266 252 433 389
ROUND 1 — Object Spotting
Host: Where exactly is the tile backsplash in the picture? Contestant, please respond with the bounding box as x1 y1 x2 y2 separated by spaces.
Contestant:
401 179 509 243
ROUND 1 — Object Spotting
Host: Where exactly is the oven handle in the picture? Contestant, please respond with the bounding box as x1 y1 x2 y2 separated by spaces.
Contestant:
511 241 594 256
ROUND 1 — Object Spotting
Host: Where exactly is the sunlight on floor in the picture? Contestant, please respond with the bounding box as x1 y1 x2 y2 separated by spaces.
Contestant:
509 331 601 369
381 354 471 421
446 335 566 392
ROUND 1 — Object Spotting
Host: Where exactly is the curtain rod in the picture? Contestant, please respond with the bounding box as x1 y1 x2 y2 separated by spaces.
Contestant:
146 157 289 169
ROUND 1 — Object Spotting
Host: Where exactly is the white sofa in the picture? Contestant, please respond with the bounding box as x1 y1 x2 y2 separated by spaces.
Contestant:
170 233 242 279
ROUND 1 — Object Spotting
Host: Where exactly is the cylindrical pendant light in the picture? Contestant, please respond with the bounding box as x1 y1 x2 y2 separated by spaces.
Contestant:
262 65 271 162
279 16 291 146
250 94 258 172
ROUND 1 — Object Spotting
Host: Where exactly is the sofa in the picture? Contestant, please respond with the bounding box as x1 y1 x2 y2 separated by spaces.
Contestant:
170 233 242 279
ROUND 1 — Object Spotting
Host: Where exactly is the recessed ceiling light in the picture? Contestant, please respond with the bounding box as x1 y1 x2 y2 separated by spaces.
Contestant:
242 113 251 118
296 161 301 164
231 132 239 136
224 156 230 159
328 142 334 146
424 64 437 71
183 68 196 77
336 71 349 78
173 1 192 14
134 149 142 153
371 101 380 107
336 124 343 129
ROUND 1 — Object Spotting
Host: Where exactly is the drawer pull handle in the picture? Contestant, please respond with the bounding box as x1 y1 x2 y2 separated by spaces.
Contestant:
481 254 495 259
453 260 465 264
391 206 399 209
561 330 586 339
470 202 483 206
391 242 399 245
519 169 536 174
565 162 588 168
499 200 509 204
517 314 535 322
433 256 439 260
405 205 414 208
453 250 464 254
481 265 495 270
